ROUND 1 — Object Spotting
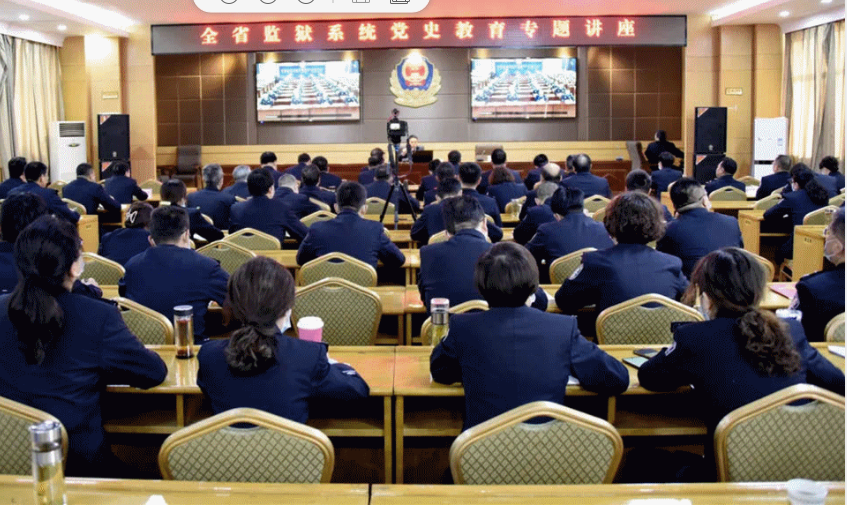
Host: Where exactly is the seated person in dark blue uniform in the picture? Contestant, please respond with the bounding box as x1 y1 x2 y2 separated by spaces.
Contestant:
103 161 147 205
459 162 502 226
764 167 829 266
561 153 612 199
645 129 684 167
260 151 283 188
300 164 337 208
313 155 342 190
222 165 251 199
527 187 614 282
513 182 558 245
230 169 308 247
419 195 546 312
820 155 845 191
99 202 153 266
198 257 369 422
398 134 423 162
62 163 121 216
447 149 462 170
297 182 405 269
160 179 224 243
657 178 743 278
121 205 229 342
651 152 682 194
423 162 457 206
358 150 384 186
186 163 236 230
524 153 548 191
0 216 166 476
704 157 746 194
9 161 79 223
366 165 420 213
284 152 310 180
793 207 845 341
486 166 527 213
520 162 563 219
0 156 26 199
274 174 324 219
625 169 674 222
555 192 688 335
477 148 522 196
756 154 792 200
639 247 844 479
430 242 629 430
416 158 441 201
410 178 503 245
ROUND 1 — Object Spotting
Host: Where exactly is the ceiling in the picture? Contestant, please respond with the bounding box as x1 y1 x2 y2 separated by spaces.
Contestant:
0 0 842 41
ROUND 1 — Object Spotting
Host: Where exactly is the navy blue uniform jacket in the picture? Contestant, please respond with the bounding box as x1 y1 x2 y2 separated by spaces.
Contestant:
198 335 369 423
526 212 614 275
319 172 342 189
103 175 147 205
275 189 324 219
186 186 237 229
358 168 376 186
222 181 250 199
416 174 437 201
175 204 224 243
366 180 420 213
63 178 120 215
651 168 682 193
705 174 745 194
462 188 502 226
756 172 791 200
645 140 684 165
561 172 612 198
795 266 845 342
0 291 166 474
513 204 555 245
409 202 503 245
230 196 309 246
120 244 229 341
487 182 527 213
99 228 151 266
524 168 541 191
9 182 79 223
430 306 629 430
297 209 406 269
478 169 522 195
763 189 825 262
300 185 336 207
284 163 309 180
0 178 23 199
656 208 743 277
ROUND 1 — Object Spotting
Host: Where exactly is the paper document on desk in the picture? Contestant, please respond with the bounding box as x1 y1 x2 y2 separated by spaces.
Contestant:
828 346 845 357
568 376 580 385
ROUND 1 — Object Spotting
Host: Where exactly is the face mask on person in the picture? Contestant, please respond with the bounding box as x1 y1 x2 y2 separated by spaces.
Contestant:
277 309 293 334
824 231 844 264
698 293 712 320
525 293 536 307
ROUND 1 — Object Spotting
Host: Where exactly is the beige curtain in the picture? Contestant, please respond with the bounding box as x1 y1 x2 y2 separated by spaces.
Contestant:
12 38 64 166
785 20 846 166
0 36 14 174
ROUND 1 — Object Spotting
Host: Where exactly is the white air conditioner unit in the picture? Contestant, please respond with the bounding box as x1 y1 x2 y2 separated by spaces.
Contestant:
48 121 87 183
753 117 788 180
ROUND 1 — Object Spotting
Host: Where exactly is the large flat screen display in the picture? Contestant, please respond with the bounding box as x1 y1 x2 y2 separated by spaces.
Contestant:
256 60 361 123
471 57 577 120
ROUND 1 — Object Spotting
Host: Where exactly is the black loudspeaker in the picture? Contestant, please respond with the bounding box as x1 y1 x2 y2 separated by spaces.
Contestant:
694 107 727 154
98 114 130 161
693 154 726 185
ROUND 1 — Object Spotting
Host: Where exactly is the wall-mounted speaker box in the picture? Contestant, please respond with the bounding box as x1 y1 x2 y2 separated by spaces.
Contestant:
98 114 130 161
694 107 727 155
693 153 726 185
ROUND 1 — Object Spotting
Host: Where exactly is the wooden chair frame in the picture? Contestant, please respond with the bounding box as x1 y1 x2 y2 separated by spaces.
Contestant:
196 241 256 275
583 195 610 214
825 313 845 342
297 252 377 287
591 207 605 223
803 206 838 226
80 252 125 284
738 176 760 186
159 407 334 483
366 197 395 215
708 186 747 201
595 293 703 345
549 248 597 285
293 278 382 346
49 180 67 196
504 196 527 216
449 401 623 485
139 180 163 191
308 198 332 212
420 300 489 345
300 210 336 228
829 194 845 207
200 213 214 225
747 251 775 281
224 228 281 250
62 198 86 215
0 395 68 471
752 194 781 210
428 230 449 244
113 297 174 345
234 196 247 203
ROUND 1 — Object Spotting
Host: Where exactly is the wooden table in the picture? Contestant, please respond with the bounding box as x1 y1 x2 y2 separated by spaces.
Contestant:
710 200 756 218
793 225 826 279
78 214 99 253
372 482 845 505
366 214 520 230
259 249 421 285
738 210 789 257
0 476 369 505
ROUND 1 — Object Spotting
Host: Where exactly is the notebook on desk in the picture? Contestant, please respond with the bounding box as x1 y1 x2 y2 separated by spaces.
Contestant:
769 284 796 299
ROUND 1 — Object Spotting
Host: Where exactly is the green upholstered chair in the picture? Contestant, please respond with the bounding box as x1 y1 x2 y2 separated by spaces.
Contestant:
0 396 67 475
291 278 381 346
197 241 256 275
80 252 125 285
549 247 597 285
595 293 703 345
224 228 281 250
298 252 377 287
114 297 174 345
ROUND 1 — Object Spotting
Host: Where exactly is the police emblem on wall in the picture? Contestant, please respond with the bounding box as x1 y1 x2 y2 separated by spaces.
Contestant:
389 54 441 108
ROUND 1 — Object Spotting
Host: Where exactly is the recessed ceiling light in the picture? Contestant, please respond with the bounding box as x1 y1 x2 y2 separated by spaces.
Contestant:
710 0 771 21
57 24 67 31
779 10 790 17
18 14 30 21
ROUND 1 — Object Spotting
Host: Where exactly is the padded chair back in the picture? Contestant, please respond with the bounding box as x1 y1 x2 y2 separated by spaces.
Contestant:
429 230 449 244
583 195 610 214
715 384 845 482
0 396 68 475
159 407 334 483
292 278 381 346
80 252 125 285
504 196 526 216
308 198 332 212
825 313 845 342
49 180 67 196
591 207 606 223
62 198 86 215
298 252 377 287
366 197 394 215
225 228 281 250
708 186 747 201
200 213 214 225
420 300 488 345
595 293 704 345
803 206 837 225
300 210 335 228
196 241 256 275
139 180 162 191
748 251 775 281
114 297 174 345
450 401 623 485
549 248 597 285
176 146 201 174
738 176 760 186
753 194 780 210
829 194 845 207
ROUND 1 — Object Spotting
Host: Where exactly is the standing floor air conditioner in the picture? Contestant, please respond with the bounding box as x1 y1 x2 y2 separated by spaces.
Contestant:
49 121 87 183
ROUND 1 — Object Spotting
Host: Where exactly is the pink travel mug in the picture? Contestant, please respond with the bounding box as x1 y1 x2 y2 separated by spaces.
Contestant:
297 316 324 342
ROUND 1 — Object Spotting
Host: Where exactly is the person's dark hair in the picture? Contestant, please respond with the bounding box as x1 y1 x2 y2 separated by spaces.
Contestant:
24 162 48 182
533 154 548 168
224 257 295 374
312 156 328 172
442 195 484 234
789 162 809 179
435 162 455 181
474 242 539 308
336 181 366 210
720 157 738 175
774 154 792 173
9 216 80 365
301 164 320 187
604 191 665 244
368 156 381 168
491 148 507 166
565 154 575 172
375 165 391 181
686 248 802 376
550 187 584 216
655 130 667 142
437 178 462 199
820 156 840 174
447 150 461 165
1 193 47 243
489 166 514 185
75 163 93 178
160 179 187 204
626 169 652 193
247 169 273 197
260 151 277 165
124 202 153 229
459 162 482 186
370 147 385 163
658 151 675 168
669 177 706 212
110 161 129 176
8 157 26 179
149 205 189 244
427 159 441 173
573 154 592 173
792 169 830 206
297 153 311 164
831 207 845 244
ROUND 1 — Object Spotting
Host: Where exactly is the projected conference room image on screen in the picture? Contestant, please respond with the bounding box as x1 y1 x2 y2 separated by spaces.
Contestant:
256 60 361 122
471 57 577 120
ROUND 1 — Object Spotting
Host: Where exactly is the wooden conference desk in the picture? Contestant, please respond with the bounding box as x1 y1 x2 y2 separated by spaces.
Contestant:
738 210 790 257
261 249 422 285
709 200 756 218
366 213 520 229
793 225 826 279
78 215 99 253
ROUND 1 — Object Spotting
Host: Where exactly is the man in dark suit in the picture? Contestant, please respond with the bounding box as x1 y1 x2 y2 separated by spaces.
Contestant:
300 164 336 208
447 150 462 170
520 162 563 219
625 169 674 222
62 162 121 216
793 207 845 341
478 148 522 195
284 153 311 180
9 161 79 223
358 148 385 186
561 154 612 198
422 162 456 206
160 179 224 243
260 151 283 187
657 178 743 277
120 205 228 343
645 129 684 167
704 157 746 194
102 161 148 205
366 165 420 213
313 155 342 189
756 155 792 199
274 174 323 219
186 163 236 229
410 178 503 245
651 152 683 194
459 162 502 226
416 159 441 201
0 156 26 199
297 181 405 269
230 169 308 247
222 165 251 199
430 242 628 430
820 156 845 191
513 182 558 245
523 153 548 191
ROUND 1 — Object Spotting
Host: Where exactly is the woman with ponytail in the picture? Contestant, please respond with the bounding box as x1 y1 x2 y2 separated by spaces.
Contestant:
197 256 369 423
0 215 166 476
